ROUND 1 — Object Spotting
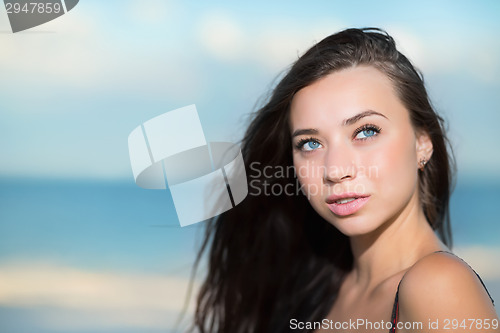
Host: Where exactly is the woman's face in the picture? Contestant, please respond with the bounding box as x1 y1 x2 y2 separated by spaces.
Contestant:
289 65 431 236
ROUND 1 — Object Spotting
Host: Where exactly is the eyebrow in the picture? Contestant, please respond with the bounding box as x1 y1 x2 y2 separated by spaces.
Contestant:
343 110 388 126
291 110 388 138
291 128 319 138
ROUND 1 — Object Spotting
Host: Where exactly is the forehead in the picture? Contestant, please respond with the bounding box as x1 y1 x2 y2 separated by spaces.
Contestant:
289 65 408 129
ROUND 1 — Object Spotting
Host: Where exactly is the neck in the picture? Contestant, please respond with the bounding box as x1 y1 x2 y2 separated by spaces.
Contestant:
348 191 444 289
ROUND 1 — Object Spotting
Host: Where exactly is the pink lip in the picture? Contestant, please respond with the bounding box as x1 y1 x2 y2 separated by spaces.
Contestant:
326 193 370 217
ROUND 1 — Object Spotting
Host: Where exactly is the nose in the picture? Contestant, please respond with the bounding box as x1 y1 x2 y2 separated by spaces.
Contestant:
322 143 357 184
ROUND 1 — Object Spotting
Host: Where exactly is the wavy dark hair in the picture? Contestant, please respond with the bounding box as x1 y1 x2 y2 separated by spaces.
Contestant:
185 27 455 333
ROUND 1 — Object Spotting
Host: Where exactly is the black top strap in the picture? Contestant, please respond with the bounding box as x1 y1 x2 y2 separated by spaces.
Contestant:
434 251 494 305
389 282 401 333
389 250 495 333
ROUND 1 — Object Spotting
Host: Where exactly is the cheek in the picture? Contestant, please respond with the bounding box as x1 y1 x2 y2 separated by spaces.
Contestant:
293 156 324 198
369 131 418 199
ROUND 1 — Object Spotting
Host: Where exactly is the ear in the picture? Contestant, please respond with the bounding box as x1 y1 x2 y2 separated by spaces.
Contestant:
415 129 433 162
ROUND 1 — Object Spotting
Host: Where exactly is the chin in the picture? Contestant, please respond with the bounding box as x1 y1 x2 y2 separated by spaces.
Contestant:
321 211 383 237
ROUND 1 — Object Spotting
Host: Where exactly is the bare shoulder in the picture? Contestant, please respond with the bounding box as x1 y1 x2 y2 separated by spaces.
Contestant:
399 251 489 300
398 251 499 332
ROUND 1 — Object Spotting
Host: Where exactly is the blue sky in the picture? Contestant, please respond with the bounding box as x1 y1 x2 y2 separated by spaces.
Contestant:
0 0 499 182
1 1 499 332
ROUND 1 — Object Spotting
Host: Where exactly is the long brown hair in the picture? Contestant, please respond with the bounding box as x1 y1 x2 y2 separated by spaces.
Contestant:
187 27 455 333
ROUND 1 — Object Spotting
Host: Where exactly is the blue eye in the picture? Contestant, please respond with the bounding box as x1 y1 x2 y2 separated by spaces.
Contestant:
295 138 322 152
304 140 321 151
356 129 375 139
354 124 381 140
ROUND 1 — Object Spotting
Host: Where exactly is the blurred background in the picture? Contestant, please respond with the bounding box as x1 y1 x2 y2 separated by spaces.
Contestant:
1 1 499 332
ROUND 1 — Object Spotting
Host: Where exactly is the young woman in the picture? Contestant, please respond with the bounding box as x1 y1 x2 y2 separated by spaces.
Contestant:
189 28 499 332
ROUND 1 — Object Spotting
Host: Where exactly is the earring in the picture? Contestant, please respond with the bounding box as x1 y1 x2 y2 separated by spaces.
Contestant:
418 157 427 171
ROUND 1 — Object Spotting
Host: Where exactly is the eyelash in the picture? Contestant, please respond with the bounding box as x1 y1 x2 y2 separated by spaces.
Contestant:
353 123 382 141
294 123 382 151
294 136 319 151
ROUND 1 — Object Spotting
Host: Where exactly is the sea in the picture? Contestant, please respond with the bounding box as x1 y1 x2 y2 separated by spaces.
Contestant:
0 177 499 332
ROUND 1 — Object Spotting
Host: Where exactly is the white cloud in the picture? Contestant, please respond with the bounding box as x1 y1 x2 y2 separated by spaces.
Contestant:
127 0 174 25
265 20 347 68
384 26 427 70
197 13 346 71
454 246 500 280
465 40 500 83
386 25 500 83
0 6 101 86
198 10 245 62
0 1 204 109
195 15 494 80
249 25 310 70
